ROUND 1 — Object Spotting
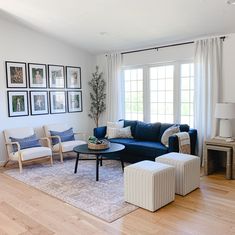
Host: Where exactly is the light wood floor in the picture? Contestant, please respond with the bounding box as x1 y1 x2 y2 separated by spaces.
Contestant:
0 163 235 235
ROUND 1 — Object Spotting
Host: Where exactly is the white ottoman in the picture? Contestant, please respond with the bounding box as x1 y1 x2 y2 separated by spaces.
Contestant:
124 160 175 212
155 152 200 196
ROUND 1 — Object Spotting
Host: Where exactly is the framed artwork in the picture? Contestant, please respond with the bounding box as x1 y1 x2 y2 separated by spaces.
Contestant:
48 65 65 88
6 61 27 88
30 91 49 115
67 91 83 113
7 91 29 117
28 63 47 88
49 91 66 114
66 66 81 89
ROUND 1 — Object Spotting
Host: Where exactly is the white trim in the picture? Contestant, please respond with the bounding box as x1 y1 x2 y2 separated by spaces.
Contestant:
0 160 6 167
121 60 194 125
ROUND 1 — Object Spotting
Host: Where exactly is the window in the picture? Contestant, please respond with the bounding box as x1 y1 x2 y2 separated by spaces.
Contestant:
150 65 174 123
124 68 143 121
180 63 194 127
122 62 194 127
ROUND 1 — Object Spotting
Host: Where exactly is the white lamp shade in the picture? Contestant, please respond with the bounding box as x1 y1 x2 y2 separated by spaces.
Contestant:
215 103 235 119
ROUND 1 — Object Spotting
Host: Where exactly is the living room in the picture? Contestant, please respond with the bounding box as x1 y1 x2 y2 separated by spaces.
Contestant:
0 0 235 234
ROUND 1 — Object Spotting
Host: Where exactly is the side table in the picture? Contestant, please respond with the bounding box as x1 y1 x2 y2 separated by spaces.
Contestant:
203 138 235 179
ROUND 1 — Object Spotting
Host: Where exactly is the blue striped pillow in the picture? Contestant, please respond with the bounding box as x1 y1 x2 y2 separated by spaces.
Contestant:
10 134 41 152
50 128 75 145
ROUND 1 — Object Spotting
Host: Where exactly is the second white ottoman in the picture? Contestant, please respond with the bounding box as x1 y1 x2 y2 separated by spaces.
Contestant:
124 160 175 212
155 152 200 196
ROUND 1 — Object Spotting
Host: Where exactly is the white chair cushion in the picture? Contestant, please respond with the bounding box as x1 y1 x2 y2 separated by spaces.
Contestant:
53 140 86 152
9 147 52 161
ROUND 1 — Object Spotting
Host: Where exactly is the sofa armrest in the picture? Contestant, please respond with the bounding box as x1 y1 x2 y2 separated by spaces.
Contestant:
188 129 197 155
168 136 179 153
93 126 107 139
168 129 197 155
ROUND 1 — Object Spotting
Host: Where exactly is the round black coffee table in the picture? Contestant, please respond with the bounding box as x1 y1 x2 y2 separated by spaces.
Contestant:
73 143 125 181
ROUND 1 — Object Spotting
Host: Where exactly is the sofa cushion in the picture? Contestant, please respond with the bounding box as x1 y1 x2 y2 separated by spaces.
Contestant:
127 141 168 157
135 122 161 141
109 138 136 146
123 120 138 138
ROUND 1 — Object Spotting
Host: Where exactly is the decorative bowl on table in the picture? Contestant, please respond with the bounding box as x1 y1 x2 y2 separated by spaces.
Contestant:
88 136 110 150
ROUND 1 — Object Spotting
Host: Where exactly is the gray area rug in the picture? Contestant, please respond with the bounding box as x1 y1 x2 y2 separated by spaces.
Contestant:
4 157 138 223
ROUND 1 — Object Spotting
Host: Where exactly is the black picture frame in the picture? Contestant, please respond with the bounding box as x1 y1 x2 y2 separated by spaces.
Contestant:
66 66 82 89
28 63 47 89
49 91 67 114
30 91 49 116
67 90 83 113
48 64 65 89
6 61 27 88
7 90 29 117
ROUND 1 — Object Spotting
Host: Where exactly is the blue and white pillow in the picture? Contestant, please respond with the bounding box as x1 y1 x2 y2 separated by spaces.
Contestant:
50 128 75 145
10 134 42 152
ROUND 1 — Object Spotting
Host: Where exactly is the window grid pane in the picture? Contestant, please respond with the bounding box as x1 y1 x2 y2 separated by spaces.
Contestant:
180 63 194 127
124 69 143 121
150 65 174 123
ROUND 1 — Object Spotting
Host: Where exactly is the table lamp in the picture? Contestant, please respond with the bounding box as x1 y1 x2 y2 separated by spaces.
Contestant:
215 103 235 138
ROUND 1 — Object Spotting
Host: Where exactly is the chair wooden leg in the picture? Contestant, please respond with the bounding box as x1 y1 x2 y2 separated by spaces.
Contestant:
18 160 23 173
3 160 9 167
50 156 53 166
59 151 63 163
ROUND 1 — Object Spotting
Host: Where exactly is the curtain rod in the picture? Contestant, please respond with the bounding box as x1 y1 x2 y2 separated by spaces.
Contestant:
105 36 226 56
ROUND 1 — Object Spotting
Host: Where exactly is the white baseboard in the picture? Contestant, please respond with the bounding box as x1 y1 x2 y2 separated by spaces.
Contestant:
0 161 6 167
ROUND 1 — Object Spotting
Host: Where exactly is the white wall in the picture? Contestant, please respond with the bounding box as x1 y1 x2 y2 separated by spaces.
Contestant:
0 17 95 164
222 33 235 134
122 43 194 66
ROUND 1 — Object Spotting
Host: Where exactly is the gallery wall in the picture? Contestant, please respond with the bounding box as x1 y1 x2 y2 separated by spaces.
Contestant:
0 16 95 164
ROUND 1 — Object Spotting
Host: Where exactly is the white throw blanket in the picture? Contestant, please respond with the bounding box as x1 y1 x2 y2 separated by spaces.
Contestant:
175 132 191 154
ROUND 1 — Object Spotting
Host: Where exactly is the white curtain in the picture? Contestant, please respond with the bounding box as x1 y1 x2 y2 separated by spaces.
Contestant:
194 37 222 160
106 53 123 122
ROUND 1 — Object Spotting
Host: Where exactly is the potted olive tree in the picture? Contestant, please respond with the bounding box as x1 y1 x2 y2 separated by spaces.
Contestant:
88 66 106 127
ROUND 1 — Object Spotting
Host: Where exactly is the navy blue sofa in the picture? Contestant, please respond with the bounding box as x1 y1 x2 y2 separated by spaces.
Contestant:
94 120 197 163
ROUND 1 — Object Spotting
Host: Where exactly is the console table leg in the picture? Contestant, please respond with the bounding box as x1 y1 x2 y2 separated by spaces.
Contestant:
96 155 99 181
74 153 79 174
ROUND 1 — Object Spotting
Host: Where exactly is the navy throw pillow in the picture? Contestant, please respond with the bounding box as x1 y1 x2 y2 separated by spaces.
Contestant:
10 134 41 152
135 122 161 141
50 128 75 145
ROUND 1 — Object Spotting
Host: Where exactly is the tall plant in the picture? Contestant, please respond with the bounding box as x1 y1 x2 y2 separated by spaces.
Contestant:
88 66 106 127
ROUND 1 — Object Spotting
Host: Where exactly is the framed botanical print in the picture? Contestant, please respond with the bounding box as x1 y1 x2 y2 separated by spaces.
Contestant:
28 63 47 88
30 91 49 115
49 91 66 114
48 65 65 88
7 91 29 117
66 66 81 89
6 61 27 88
67 91 83 113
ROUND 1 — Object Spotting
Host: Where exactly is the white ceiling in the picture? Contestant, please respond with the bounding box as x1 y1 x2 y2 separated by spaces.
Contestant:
0 0 235 54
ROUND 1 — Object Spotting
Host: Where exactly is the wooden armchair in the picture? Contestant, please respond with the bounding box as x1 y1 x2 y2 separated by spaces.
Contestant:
43 123 87 162
4 127 53 173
